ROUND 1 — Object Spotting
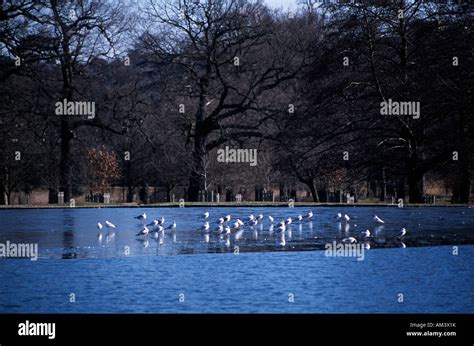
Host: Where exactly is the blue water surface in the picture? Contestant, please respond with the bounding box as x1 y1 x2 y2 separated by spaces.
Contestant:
0 207 473 313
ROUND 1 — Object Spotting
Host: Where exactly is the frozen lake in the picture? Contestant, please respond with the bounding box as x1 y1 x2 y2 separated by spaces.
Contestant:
0 206 473 313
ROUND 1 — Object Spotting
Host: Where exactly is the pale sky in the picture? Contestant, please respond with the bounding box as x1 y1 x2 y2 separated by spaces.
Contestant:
265 0 297 9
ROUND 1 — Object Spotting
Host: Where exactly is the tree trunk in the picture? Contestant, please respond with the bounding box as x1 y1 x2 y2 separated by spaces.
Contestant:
457 111 470 203
53 0 74 204
187 79 208 202
380 168 387 202
0 171 6 205
3 167 11 205
59 118 73 202
188 134 206 202
307 182 319 202
458 167 470 204
127 186 134 203
408 170 424 204
165 184 174 203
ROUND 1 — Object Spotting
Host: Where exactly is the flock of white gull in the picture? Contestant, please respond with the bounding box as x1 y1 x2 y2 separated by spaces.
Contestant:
95 210 407 248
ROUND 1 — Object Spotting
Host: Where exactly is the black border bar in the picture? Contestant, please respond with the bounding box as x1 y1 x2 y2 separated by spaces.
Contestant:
0 314 472 345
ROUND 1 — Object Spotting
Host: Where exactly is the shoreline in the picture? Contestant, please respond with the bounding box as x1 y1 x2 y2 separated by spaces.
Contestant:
0 202 472 209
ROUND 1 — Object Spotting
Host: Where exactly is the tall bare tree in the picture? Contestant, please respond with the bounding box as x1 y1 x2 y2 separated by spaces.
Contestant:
141 0 305 201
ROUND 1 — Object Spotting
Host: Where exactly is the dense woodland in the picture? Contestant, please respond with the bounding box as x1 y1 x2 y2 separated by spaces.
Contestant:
0 0 472 204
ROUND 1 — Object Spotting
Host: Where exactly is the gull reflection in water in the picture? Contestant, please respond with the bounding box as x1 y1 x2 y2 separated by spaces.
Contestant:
158 234 164 245
252 228 258 240
374 225 384 236
136 238 149 248
234 229 244 241
277 232 286 247
106 231 115 243
219 234 231 248
398 241 407 248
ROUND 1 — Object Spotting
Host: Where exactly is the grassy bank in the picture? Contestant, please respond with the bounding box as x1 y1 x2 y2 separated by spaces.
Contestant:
0 201 472 209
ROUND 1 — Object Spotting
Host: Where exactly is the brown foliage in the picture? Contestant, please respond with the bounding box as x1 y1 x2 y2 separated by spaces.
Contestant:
86 146 121 193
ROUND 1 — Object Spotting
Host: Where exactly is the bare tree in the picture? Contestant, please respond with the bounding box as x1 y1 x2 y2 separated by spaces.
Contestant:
21 0 130 201
140 0 305 201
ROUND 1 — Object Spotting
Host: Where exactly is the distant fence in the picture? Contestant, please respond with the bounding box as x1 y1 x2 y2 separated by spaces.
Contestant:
86 194 104 203
198 190 234 202
198 190 213 202
423 195 436 204
387 195 436 204
255 190 274 202
85 193 112 204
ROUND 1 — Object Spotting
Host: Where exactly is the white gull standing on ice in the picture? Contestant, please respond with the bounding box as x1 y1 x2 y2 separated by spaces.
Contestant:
396 228 407 239
342 237 357 244
134 212 147 221
373 215 385 224
105 220 116 231
136 226 150 237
